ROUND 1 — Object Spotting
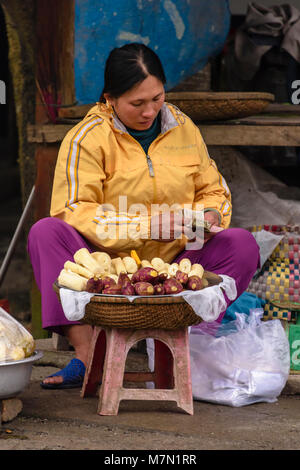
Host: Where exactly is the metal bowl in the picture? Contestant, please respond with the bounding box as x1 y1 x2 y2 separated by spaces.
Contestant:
0 350 43 399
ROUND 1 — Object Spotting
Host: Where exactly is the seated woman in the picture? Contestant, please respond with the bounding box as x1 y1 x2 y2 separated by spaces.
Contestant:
28 43 260 389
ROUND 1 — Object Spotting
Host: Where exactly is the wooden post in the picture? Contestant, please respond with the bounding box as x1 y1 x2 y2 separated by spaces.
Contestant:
30 278 48 339
30 0 75 340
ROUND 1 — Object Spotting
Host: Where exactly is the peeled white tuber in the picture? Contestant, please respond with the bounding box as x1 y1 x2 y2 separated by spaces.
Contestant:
111 257 127 275
64 260 94 279
167 263 179 277
58 269 87 291
91 251 112 272
188 263 204 278
107 274 119 283
141 260 153 268
179 258 192 274
151 257 165 272
122 256 138 273
74 248 102 274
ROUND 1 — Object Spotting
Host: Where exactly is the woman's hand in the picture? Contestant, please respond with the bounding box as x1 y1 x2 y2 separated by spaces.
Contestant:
204 210 220 227
149 210 223 243
203 210 224 242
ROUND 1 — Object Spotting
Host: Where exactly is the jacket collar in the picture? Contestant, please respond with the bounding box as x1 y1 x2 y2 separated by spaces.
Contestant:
112 103 179 135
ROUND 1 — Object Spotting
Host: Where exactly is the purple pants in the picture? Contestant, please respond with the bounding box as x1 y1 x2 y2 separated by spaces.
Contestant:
27 217 260 334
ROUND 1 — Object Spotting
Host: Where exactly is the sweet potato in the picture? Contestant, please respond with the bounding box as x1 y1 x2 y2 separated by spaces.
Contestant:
131 271 140 283
101 275 116 289
134 282 154 295
102 285 122 295
175 270 188 285
187 275 203 291
153 283 165 295
132 267 158 284
157 272 168 283
202 271 222 286
163 278 183 294
118 272 132 287
122 283 136 295
86 276 103 293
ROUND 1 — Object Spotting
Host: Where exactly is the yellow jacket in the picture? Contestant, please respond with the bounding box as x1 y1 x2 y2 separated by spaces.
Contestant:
50 103 232 263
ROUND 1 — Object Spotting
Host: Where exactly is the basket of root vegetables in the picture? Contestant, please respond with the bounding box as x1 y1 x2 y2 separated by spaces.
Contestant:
54 249 222 330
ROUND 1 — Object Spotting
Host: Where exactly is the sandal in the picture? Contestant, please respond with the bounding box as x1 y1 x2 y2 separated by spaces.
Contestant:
40 358 86 390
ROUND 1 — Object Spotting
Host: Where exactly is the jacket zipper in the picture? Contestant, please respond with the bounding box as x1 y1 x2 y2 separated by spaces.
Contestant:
146 154 155 177
124 132 156 178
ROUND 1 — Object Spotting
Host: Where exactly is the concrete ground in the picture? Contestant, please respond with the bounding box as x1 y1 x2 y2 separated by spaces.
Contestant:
1 338 300 451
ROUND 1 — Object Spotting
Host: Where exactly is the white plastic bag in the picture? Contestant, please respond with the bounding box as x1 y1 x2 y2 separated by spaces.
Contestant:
0 307 35 362
189 309 290 406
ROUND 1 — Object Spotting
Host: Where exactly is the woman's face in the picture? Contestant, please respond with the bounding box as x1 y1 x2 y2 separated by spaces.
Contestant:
105 75 165 131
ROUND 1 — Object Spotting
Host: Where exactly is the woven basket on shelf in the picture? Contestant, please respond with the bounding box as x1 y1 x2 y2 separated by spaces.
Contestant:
165 91 274 122
53 271 222 330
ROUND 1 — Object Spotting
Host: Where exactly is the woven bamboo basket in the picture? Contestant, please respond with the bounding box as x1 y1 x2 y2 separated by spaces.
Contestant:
165 92 274 122
247 224 300 321
53 271 222 330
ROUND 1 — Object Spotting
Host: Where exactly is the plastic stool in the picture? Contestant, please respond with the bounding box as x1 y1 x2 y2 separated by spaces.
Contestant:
81 326 193 415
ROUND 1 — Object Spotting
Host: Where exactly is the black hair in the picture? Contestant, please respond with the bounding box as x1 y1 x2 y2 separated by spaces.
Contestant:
99 43 166 102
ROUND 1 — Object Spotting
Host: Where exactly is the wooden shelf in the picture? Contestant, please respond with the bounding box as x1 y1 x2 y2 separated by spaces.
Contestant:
27 103 300 147
27 123 73 143
199 122 300 147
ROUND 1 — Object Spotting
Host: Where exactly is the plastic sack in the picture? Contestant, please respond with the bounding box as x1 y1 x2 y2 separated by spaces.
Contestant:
0 307 35 362
189 309 290 406
221 292 265 323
